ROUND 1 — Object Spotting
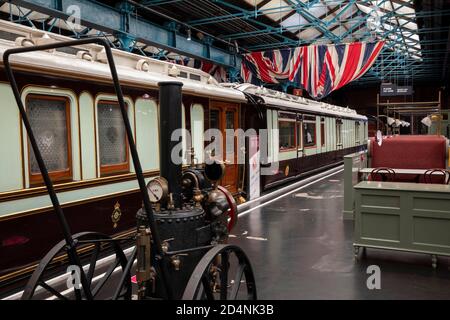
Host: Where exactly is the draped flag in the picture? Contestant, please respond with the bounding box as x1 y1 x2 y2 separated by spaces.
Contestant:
241 41 385 99
241 48 292 84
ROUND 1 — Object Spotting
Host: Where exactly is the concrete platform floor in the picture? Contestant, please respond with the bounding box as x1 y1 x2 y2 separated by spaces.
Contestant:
229 170 450 299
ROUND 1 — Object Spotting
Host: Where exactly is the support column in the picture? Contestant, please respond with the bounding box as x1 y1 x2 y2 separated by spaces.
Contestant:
228 67 240 83
202 36 213 60
165 21 180 48
116 1 135 52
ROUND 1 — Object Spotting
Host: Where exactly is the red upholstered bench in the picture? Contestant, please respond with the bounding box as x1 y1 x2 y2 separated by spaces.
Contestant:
368 135 448 183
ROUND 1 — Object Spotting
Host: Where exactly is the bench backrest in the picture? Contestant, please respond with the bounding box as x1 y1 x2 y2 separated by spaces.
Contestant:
369 135 447 169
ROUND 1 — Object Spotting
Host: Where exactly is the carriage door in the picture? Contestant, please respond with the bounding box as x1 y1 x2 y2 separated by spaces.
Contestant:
210 101 239 193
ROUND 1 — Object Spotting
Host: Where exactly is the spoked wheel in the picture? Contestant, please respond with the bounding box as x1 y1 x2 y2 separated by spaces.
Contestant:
182 244 257 300
22 232 132 300
217 186 238 232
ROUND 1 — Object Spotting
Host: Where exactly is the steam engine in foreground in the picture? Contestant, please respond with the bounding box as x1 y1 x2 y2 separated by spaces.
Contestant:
134 81 243 299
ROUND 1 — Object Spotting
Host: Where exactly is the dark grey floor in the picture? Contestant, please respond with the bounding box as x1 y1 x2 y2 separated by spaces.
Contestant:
229 171 450 300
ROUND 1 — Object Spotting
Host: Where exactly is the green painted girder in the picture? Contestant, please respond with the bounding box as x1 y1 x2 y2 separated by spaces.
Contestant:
246 20 445 51
245 4 401 50
190 1 361 26
227 12 369 43
141 0 185 6
220 22 317 41
211 0 301 45
325 0 359 26
394 8 450 19
243 16 371 50
361 66 442 80
11 0 241 68
189 4 301 26
286 0 340 42
190 0 364 28
370 64 443 74
218 0 384 43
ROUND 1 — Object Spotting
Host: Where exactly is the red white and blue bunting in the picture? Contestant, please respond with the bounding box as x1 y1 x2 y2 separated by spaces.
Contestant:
241 41 385 99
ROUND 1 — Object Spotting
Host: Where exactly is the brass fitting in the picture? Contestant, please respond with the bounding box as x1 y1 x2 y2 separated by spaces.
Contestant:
171 254 188 271
171 255 181 271
167 193 175 210
161 238 174 253
192 188 204 207
136 226 151 299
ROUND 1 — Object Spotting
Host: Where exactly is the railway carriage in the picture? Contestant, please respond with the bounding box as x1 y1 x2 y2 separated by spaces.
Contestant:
0 20 367 292
232 84 368 190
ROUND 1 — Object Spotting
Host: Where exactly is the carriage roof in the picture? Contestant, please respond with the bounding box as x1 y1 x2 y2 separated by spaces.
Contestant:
0 19 246 103
222 83 367 121
0 20 366 121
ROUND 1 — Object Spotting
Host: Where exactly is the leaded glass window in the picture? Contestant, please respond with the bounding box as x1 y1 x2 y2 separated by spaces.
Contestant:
97 101 129 175
26 95 71 184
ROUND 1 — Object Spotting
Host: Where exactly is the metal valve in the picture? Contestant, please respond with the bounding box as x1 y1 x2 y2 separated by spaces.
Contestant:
171 254 188 271
161 238 174 253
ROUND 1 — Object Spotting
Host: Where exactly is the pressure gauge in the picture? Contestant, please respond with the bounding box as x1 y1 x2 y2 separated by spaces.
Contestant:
146 177 169 203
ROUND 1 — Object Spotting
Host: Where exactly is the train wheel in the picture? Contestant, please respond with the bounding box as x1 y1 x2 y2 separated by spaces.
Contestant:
182 244 257 300
21 232 131 300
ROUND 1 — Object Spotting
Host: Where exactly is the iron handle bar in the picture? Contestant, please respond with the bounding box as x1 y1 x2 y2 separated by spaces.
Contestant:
165 244 215 256
76 237 136 244
3 37 173 299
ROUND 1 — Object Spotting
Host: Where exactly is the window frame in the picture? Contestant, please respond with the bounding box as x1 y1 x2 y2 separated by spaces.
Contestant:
96 100 130 177
336 119 343 147
278 113 297 152
209 103 239 162
190 103 205 165
209 106 223 158
297 120 303 150
355 121 361 145
26 94 73 186
209 107 221 130
302 115 317 149
320 118 326 148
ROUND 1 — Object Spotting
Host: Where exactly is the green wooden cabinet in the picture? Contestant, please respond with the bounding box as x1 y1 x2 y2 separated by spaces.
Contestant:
354 181 450 268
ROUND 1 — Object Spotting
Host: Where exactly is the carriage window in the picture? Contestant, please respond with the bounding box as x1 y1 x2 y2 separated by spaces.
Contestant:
321 118 325 147
226 110 236 155
210 109 220 130
279 120 296 151
97 101 129 176
26 95 72 185
303 116 316 147
226 111 235 130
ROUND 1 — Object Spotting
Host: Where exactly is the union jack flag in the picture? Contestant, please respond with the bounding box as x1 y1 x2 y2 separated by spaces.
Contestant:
241 41 385 99
241 48 292 85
